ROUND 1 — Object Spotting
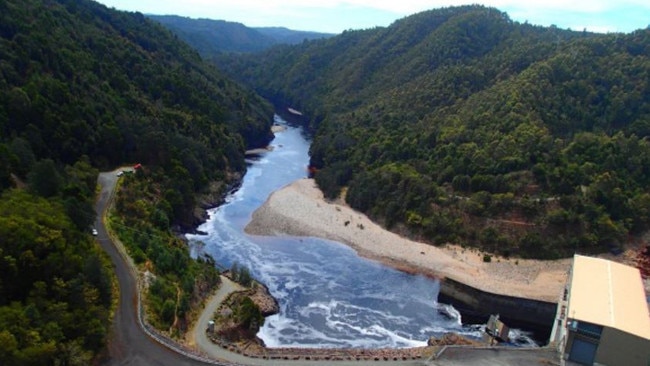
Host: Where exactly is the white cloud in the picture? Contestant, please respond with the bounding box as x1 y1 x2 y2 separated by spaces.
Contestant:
216 0 650 14
100 0 650 15
96 0 649 33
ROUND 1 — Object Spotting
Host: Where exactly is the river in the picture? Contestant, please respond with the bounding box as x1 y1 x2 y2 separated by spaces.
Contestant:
187 115 494 349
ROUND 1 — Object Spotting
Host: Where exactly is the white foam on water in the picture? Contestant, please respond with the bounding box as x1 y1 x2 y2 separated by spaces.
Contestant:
256 314 294 348
434 302 463 326
365 325 428 348
187 118 540 350
247 238 483 348
507 328 539 347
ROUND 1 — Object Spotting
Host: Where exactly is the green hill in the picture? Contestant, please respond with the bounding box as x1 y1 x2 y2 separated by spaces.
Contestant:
0 0 275 228
255 26 335 45
148 15 333 55
216 5 650 259
0 0 275 362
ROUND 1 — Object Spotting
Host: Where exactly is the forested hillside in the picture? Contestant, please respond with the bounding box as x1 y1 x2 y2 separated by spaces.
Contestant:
217 6 650 259
149 15 333 55
0 0 274 228
0 182 113 365
256 27 334 45
0 0 274 362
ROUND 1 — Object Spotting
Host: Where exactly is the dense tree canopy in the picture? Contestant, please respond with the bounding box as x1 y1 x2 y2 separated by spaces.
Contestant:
148 15 333 55
217 6 650 258
110 169 221 334
0 0 275 228
0 189 113 365
0 0 277 359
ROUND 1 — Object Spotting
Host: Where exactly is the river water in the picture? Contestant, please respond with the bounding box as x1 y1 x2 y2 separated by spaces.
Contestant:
187 115 485 348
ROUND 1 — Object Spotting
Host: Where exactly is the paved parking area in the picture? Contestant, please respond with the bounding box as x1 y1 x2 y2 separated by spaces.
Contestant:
430 346 560 366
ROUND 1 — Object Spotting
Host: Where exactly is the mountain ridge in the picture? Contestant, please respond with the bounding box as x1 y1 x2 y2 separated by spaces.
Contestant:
148 14 334 55
214 5 650 259
0 1 277 362
1 0 275 226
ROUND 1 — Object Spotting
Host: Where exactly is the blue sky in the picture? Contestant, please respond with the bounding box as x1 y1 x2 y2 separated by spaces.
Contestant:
94 0 649 34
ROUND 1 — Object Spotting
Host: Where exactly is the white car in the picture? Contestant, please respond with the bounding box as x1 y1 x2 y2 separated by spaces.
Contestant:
92 228 98 236
116 171 124 177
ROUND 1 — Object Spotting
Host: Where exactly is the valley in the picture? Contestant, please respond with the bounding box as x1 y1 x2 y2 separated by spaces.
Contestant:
0 1 648 365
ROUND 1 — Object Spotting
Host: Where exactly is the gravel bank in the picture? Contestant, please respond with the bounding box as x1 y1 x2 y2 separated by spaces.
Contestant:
245 178 571 303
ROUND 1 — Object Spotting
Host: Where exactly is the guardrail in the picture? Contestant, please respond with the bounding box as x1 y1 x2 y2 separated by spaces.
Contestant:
102 172 240 366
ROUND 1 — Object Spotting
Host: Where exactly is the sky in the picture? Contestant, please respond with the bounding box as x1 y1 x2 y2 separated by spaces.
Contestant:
94 0 650 34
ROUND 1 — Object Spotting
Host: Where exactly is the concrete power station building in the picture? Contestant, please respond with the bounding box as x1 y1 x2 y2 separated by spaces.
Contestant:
550 255 650 365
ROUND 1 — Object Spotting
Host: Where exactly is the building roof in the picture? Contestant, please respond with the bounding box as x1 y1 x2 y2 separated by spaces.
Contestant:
567 255 650 340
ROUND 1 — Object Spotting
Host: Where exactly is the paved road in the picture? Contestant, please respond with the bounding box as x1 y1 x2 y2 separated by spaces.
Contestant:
95 169 432 366
97 168 552 366
431 346 560 366
190 277 437 366
96 169 217 366
190 276 242 351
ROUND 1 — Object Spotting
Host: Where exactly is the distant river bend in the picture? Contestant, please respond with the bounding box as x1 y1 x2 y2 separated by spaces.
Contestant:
187 115 482 349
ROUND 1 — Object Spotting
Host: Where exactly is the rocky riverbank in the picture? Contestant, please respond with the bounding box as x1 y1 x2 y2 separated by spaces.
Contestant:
190 274 489 364
204 275 482 361
187 123 287 233
219 269 280 317
249 281 280 317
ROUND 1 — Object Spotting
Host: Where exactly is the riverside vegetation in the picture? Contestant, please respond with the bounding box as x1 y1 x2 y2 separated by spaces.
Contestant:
211 263 265 344
1 0 648 363
0 0 276 362
213 6 650 259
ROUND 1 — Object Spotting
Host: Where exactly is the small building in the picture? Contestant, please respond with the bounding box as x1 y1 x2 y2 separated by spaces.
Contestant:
484 314 510 345
550 255 650 365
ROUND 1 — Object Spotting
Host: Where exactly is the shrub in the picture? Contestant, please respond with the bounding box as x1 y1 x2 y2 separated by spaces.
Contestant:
482 254 492 263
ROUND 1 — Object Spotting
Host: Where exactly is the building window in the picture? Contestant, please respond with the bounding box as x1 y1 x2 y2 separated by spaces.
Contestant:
576 322 603 340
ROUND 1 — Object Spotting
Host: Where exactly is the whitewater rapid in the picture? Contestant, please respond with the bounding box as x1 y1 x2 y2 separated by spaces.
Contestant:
187 116 485 348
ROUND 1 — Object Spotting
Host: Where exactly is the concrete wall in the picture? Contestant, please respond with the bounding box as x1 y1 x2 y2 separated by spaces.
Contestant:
438 278 557 343
562 327 650 365
596 327 650 366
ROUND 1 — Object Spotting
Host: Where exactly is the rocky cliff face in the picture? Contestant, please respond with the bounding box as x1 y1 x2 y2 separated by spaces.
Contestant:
249 282 280 316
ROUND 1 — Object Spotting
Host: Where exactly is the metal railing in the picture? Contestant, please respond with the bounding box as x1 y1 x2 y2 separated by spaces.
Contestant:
102 172 240 366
